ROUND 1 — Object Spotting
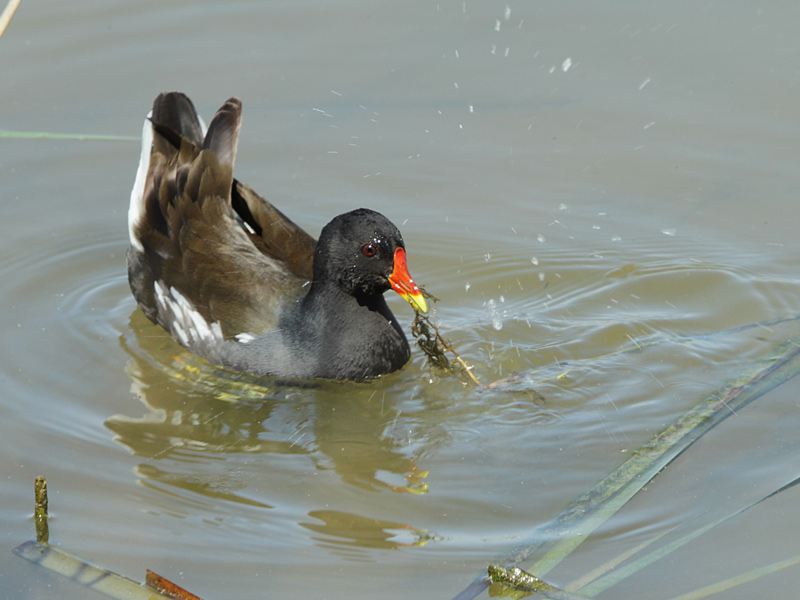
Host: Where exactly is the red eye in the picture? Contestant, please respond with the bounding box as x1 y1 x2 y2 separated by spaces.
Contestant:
362 243 377 257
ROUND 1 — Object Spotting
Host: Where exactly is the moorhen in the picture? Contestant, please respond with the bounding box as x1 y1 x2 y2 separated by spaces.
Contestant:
127 92 427 380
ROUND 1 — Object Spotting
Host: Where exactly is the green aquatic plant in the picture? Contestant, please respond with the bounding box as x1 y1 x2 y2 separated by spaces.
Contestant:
411 288 482 387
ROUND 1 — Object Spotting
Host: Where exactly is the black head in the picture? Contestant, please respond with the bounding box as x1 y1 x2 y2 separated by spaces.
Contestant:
314 208 405 299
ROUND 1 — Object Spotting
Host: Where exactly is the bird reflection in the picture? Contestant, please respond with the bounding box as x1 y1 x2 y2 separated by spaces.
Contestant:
109 311 434 499
300 510 441 556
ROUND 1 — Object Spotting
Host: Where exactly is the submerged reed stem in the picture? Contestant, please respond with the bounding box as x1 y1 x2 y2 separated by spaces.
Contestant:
34 476 49 545
0 0 22 39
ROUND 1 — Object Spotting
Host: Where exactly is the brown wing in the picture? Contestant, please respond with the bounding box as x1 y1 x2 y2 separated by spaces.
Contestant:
128 94 315 338
231 180 317 280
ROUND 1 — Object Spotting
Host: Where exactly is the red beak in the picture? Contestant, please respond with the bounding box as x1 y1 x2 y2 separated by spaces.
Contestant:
388 247 427 313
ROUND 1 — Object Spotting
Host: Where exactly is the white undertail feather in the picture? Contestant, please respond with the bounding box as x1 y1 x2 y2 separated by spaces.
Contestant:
153 280 223 348
127 108 208 252
128 111 153 252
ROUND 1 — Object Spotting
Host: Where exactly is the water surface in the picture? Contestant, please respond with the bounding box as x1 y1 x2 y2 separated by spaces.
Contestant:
2 2 800 599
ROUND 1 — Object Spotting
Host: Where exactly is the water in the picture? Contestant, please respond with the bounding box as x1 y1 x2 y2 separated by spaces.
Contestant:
3 2 800 599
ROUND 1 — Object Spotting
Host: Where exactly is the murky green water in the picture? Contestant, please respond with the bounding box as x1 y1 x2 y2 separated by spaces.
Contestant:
3 2 800 599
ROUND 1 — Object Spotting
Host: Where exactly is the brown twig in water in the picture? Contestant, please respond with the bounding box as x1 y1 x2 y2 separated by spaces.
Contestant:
146 570 206 600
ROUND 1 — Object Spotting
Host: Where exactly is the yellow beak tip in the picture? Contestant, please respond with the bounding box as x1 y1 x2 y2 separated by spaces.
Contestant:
409 293 428 314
